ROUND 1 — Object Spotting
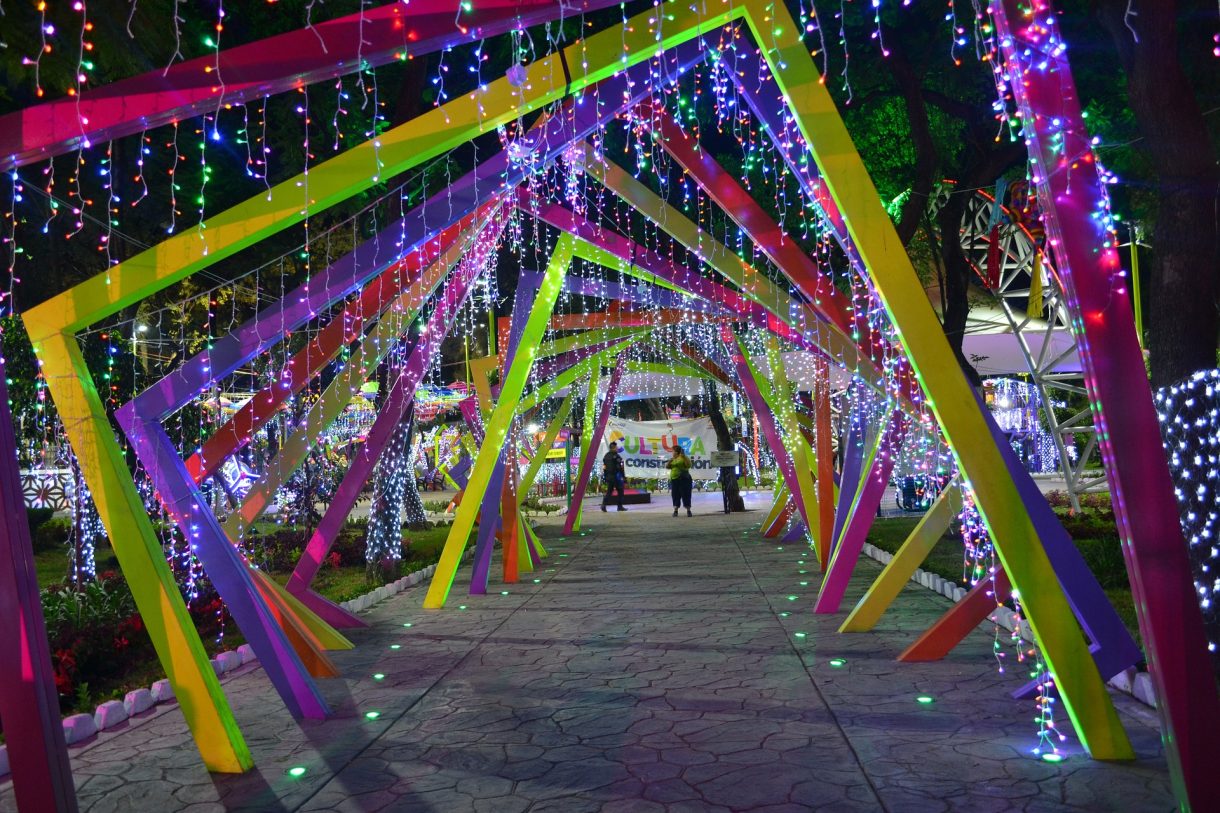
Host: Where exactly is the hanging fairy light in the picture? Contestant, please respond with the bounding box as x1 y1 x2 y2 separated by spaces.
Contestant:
1155 368 1220 659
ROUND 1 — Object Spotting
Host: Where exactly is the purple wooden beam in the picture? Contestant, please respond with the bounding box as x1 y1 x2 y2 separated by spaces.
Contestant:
115 408 331 719
781 523 808 544
562 356 627 535
468 460 507 594
814 413 903 614
287 225 497 611
714 49 860 274
459 397 486 446
828 417 865 555
447 455 471 490
470 270 542 594
973 393 1140 694
0 0 626 171
0 374 78 813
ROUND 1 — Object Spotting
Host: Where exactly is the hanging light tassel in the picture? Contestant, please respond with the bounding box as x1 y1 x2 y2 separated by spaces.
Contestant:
1027 251 1045 319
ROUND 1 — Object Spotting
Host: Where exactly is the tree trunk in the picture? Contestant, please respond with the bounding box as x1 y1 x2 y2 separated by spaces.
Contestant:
704 380 745 512
936 189 983 387
364 418 410 578
1095 0 1220 387
399 406 430 531
883 25 940 247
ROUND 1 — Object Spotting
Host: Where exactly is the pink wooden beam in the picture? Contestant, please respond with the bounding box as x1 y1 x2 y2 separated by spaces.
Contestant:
0 0 625 171
286 221 498 620
523 197 823 357
995 4 1220 801
561 356 627 535
814 412 904 613
0 375 77 813
722 325 813 535
643 106 926 410
812 358 836 554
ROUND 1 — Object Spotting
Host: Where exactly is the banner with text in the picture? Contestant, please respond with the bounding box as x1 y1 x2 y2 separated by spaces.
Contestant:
600 417 722 480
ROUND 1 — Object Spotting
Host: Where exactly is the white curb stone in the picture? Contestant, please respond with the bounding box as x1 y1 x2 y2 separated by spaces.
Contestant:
123 688 154 716
1108 666 1135 693
94 700 128 731
1133 672 1157 707
150 679 175 703
237 644 257 664
0 744 8 778
215 650 243 674
62 713 98 744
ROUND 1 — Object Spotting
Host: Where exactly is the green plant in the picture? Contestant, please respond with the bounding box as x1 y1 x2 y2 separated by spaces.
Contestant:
423 499 450 514
26 507 55 533
73 682 93 711
520 497 559 516
32 517 73 553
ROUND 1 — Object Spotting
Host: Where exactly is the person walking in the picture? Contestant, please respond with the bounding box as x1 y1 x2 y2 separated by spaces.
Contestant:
666 446 693 517
600 441 628 512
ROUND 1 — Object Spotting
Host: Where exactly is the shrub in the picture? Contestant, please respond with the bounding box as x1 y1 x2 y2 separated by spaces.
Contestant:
27 507 55 533
1044 490 1071 509
32 517 73 552
520 497 559 516
332 527 366 564
41 572 155 707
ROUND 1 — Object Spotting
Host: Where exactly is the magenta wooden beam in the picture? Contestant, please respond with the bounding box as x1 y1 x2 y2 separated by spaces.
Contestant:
524 197 825 357
0 0 625 170
561 356 627 535
995 6 1218 801
722 325 810 534
814 412 903 614
0 375 78 812
286 223 497 614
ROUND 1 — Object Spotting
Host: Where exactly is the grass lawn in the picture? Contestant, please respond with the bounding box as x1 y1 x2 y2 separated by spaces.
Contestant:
265 522 455 603
35 541 121 589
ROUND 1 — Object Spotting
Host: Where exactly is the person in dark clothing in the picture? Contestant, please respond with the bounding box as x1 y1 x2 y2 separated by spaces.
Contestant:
600 441 628 512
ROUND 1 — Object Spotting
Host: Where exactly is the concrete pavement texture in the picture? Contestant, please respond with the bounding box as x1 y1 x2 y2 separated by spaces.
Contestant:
0 491 1173 812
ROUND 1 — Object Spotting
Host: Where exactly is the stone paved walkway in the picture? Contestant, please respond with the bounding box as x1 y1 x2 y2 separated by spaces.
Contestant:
0 492 1175 812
